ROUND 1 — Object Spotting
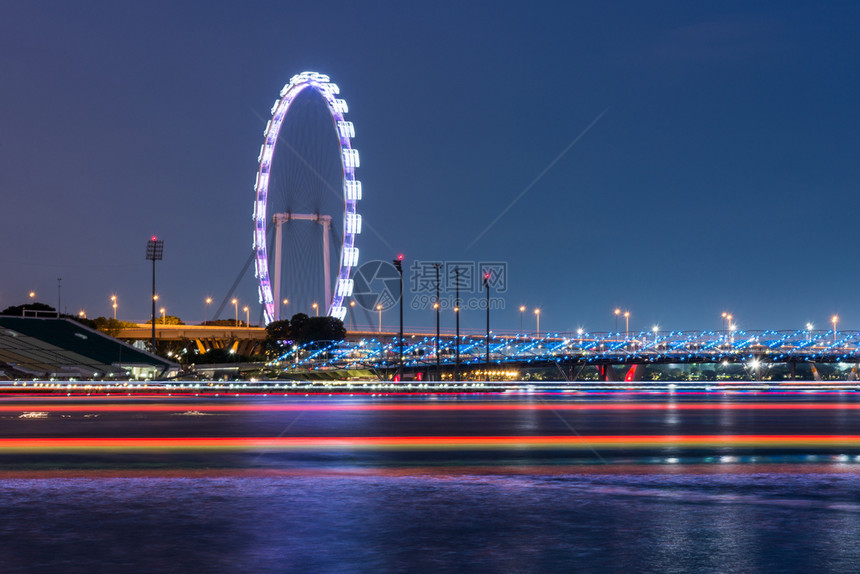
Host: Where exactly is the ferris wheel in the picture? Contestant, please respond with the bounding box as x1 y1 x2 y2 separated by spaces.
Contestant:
253 71 361 325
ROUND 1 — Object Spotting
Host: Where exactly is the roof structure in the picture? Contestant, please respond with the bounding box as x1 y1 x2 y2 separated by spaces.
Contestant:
0 317 176 379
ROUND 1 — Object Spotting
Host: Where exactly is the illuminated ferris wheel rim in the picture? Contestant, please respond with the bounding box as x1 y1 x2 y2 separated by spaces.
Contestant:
252 71 361 325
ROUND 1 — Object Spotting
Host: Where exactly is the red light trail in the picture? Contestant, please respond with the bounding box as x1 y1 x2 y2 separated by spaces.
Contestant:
1 402 859 413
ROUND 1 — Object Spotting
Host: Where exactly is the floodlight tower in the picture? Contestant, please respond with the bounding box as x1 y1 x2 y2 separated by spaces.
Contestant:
146 236 164 351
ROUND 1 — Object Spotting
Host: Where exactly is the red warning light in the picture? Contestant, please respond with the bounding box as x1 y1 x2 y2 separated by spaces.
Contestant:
397 254 404 261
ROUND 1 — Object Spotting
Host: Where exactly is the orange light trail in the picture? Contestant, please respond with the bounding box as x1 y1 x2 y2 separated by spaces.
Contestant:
0 435 859 453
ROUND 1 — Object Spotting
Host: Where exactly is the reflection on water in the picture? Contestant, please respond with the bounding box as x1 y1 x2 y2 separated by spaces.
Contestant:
1 471 859 573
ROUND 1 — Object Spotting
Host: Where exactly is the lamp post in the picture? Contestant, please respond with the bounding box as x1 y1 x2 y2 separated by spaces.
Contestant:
78 310 86 319
29 291 36 301
204 297 212 325
722 312 733 333
806 322 813 343
535 308 541 338
577 328 584 345
392 255 404 380
454 267 460 381
376 304 382 333
244 306 249 327
519 305 526 333
484 272 490 381
159 307 165 323
111 295 117 320
624 311 630 339
652 325 659 344
282 299 289 321
146 236 164 352
614 308 620 334
832 315 839 344
232 298 238 326
349 301 356 330
434 263 441 380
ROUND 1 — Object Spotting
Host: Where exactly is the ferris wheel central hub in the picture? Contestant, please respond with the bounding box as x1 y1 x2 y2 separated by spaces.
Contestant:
272 213 332 224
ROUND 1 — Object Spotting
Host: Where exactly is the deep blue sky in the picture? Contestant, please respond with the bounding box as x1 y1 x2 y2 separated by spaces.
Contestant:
2 1 859 334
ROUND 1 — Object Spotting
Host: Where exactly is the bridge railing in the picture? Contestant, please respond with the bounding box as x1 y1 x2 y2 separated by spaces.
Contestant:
265 329 860 371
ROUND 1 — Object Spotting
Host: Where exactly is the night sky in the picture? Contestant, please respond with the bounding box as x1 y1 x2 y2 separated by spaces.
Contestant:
2 1 859 334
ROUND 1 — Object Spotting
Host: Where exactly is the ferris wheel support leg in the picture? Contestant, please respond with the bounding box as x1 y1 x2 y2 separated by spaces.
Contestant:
322 218 331 315
273 218 283 322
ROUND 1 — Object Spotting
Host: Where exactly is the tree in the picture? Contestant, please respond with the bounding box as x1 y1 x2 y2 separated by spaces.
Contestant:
300 316 346 344
204 319 244 327
289 313 309 340
264 319 293 357
266 319 292 341
1 302 56 316
263 313 346 352
92 317 138 338
145 315 185 325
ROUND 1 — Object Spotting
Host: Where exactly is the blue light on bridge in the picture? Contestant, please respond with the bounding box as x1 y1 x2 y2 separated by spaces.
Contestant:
269 329 860 373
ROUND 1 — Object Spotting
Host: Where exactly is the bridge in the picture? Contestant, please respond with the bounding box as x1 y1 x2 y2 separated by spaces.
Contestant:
270 329 860 381
117 324 267 356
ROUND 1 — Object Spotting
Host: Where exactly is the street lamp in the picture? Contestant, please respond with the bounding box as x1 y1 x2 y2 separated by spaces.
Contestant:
232 298 238 326
614 308 620 334
312 302 319 317
29 291 36 301
349 300 356 330
159 307 165 323
392 255 404 380
624 311 630 339
78 310 86 319
376 304 382 333
722 312 733 333
577 327 584 345
534 308 541 338
484 272 491 381
519 305 526 333
110 295 117 320
806 322 814 342
244 306 249 327
832 315 839 343
204 297 212 325
454 267 460 381
434 263 442 381
652 325 659 344
433 301 440 377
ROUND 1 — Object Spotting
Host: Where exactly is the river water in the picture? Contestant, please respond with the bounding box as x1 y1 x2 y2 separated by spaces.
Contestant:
1 391 859 572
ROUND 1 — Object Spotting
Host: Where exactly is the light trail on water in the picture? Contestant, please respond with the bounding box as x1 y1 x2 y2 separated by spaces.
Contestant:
1 435 860 453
